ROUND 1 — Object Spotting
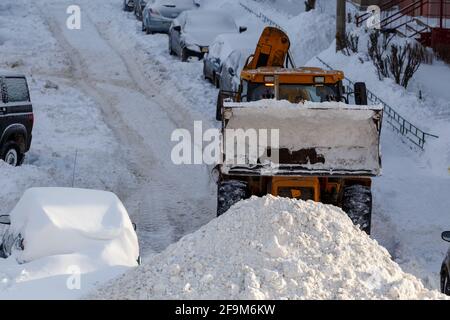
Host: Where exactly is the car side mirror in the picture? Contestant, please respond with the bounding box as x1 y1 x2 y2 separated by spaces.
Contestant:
442 231 450 242
239 26 247 33
228 67 235 76
0 215 11 225
173 25 181 32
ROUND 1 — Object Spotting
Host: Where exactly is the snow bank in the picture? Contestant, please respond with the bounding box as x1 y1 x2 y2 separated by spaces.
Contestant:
93 196 444 299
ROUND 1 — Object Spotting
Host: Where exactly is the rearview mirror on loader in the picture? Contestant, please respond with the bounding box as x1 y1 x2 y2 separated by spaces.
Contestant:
354 82 368 105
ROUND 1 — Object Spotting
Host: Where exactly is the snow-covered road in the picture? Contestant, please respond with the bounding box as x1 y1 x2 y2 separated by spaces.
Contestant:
33 0 217 255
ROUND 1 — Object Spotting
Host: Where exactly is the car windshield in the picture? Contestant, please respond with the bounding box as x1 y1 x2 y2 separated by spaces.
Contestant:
185 13 236 33
246 83 339 103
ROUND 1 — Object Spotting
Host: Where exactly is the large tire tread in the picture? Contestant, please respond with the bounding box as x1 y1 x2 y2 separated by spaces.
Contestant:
342 184 372 234
217 180 249 216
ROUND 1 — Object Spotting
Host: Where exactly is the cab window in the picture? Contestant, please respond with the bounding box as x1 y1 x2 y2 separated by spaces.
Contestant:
4 77 29 103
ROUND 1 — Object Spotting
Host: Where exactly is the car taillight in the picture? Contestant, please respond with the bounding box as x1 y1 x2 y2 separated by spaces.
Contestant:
28 113 34 125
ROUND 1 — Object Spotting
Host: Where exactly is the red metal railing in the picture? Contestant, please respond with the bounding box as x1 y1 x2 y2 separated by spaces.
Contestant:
356 0 412 26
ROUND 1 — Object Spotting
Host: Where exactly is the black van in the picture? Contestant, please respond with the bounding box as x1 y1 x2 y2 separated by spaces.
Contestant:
0 74 33 166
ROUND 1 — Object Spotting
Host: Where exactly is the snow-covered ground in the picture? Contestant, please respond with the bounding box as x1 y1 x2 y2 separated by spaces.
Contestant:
0 0 449 298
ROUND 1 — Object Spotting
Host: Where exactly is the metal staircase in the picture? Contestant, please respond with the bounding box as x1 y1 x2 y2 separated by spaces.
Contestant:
356 0 433 41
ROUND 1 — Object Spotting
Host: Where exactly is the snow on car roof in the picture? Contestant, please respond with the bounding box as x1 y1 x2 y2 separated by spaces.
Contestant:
8 187 139 265
183 9 236 27
208 33 258 62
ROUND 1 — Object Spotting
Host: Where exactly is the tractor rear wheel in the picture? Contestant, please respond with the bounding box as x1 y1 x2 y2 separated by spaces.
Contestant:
216 91 223 121
217 180 249 217
342 185 372 234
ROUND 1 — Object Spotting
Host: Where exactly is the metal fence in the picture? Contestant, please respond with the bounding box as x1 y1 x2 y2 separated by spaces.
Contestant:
316 57 439 150
239 1 283 29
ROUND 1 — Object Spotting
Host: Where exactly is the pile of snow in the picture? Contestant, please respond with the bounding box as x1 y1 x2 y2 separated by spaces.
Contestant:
93 196 445 299
0 188 139 299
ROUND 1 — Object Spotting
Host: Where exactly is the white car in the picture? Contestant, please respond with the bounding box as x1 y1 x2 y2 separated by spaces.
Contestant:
142 0 200 34
0 188 139 265
168 9 247 61
203 33 257 88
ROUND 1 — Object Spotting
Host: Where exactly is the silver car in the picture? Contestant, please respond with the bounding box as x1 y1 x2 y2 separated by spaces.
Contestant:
142 0 200 34
169 9 247 62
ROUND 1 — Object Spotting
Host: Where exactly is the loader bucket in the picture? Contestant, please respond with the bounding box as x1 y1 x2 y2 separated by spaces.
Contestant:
221 100 383 177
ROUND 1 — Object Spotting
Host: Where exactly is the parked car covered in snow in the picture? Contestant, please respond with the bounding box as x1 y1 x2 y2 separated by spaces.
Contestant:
123 0 135 12
218 47 254 93
168 9 247 62
203 33 256 88
134 0 147 21
142 0 200 34
0 74 33 166
441 231 450 295
0 188 140 265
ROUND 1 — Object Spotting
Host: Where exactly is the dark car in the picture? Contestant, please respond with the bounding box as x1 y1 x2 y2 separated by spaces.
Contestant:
441 231 450 295
123 0 135 12
134 0 147 21
0 74 33 166
169 9 246 62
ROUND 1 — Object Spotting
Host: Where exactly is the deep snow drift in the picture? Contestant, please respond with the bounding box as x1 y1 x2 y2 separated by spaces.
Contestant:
93 196 444 300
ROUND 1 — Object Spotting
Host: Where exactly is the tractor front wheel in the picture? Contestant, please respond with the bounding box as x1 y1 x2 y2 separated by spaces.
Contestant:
217 180 250 217
342 184 372 234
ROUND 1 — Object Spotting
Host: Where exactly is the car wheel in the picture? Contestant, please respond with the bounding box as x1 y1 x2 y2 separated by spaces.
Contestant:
181 48 189 62
168 40 175 56
142 21 146 32
202 64 208 80
442 269 450 295
216 91 223 121
1 141 24 167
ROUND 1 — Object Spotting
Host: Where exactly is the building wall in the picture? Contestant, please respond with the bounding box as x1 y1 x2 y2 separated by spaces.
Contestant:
398 0 450 18
351 0 382 8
